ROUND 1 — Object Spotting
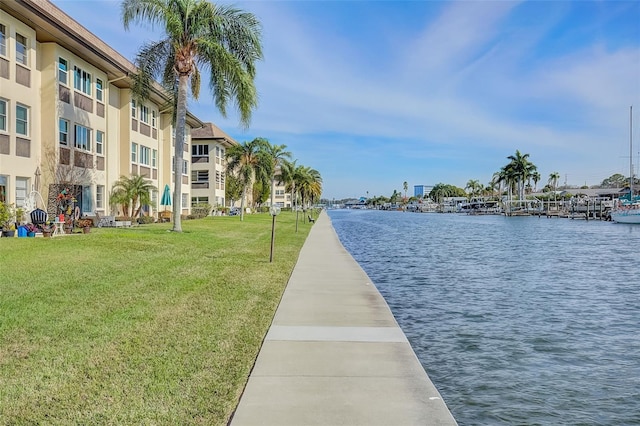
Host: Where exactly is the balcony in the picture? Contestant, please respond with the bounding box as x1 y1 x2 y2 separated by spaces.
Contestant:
192 156 209 164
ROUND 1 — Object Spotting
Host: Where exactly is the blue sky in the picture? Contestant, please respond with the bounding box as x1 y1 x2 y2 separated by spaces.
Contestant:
51 0 640 200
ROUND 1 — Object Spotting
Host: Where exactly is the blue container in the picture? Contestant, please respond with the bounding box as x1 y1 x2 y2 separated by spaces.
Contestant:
17 226 27 237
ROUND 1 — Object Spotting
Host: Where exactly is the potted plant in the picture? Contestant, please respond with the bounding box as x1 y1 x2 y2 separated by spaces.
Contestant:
41 223 53 238
24 223 39 237
77 218 93 234
1 202 16 237
15 206 25 225
64 218 73 234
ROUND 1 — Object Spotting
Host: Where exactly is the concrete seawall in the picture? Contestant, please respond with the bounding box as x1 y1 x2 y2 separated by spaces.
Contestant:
230 210 457 425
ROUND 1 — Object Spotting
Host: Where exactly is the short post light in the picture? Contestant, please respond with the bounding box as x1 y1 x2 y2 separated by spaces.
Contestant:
269 206 281 263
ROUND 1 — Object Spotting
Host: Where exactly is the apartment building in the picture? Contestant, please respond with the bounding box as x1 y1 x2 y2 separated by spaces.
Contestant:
267 173 292 208
191 122 237 209
0 0 202 219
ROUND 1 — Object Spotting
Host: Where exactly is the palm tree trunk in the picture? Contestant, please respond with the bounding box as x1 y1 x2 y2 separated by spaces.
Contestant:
240 185 247 221
172 74 189 232
270 177 275 208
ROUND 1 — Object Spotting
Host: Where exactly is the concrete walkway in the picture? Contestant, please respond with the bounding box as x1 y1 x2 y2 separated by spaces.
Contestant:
230 211 457 426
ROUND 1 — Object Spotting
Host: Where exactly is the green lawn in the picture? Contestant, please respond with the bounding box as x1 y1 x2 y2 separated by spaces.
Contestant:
0 212 312 425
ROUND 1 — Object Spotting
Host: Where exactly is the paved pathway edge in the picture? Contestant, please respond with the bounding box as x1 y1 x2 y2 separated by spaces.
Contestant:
230 210 458 426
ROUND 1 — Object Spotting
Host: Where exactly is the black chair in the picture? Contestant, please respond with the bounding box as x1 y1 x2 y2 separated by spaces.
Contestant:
308 215 315 224
30 208 48 225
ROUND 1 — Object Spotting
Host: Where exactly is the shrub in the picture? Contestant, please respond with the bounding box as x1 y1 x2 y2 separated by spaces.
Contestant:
137 216 155 224
191 203 212 219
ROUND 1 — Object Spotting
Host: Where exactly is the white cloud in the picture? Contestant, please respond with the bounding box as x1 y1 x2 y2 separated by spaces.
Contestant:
50 0 640 198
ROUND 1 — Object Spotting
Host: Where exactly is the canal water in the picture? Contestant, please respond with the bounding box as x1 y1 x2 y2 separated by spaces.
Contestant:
328 209 640 425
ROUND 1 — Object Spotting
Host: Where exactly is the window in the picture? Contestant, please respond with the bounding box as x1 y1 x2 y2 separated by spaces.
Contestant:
15 177 28 208
0 175 7 203
0 99 6 131
74 125 91 151
182 193 188 208
152 110 157 128
96 130 104 154
16 104 28 136
152 149 157 168
73 66 91 95
182 160 188 175
16 33 27 65
140 145 150 165
96 185 104 209
140 105 149 123
59 118 69 145
131 142 138 163
191 197 209 206
96 79 103 102
192 144 209 157
58 58 68 85
0 24 7 57
191 170 209 182
131 100 136 118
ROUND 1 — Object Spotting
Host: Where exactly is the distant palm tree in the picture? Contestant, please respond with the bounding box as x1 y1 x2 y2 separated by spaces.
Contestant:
403 181 408 202
531 171 541 193
505 150 537 200
260 141 292 209
548 171 561 204
226 138 270 221
110 174 157 217
465 179 481 200
278 159 297 209
297 166 322 211
122 0 263 232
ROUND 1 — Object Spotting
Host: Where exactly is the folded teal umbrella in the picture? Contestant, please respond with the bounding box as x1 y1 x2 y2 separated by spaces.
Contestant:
160 184 171 210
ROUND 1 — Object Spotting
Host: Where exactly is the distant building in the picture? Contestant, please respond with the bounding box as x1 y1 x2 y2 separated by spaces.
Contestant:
265 167 292 208
191 123 237 209
414 185 433 198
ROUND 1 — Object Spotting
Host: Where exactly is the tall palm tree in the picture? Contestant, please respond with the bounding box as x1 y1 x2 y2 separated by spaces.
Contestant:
260 141 292 209
531 171 541 193
110 175 157 217
548 171 561 192
403 181 408 202
226 138 270 221
465 179 481 200
548 171 561 205
491 172 502 200
296 166 322 211
122 0 263 232
278 159 297 209
505 150 537 200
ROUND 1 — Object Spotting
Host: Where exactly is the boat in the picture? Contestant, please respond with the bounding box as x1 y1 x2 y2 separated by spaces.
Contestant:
611 106 640 224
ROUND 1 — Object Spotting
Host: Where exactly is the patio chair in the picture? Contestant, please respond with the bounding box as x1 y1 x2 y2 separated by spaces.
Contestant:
30 208 48 225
